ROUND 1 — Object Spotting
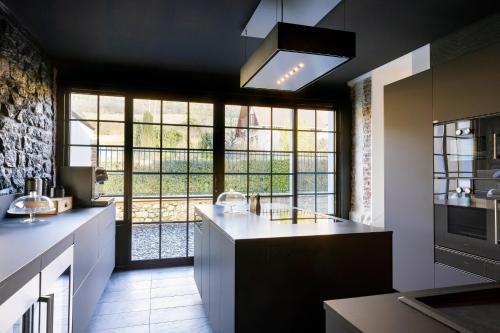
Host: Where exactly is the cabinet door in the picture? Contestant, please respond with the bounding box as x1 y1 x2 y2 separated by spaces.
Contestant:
194 223 202 295
435 263 493 288
433 43 500 122
201 220 210 315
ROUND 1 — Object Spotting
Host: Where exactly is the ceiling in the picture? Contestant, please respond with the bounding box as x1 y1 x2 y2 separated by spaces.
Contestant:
2 0 500 89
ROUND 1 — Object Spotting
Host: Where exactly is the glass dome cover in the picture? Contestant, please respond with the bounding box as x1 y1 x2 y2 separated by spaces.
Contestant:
8 191 55 223
216 189 247 213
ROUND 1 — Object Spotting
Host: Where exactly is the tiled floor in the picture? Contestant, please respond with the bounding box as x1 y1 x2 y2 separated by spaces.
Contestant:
87 266 212 333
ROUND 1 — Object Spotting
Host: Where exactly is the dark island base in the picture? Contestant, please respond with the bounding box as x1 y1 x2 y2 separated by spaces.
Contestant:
235 233 393 333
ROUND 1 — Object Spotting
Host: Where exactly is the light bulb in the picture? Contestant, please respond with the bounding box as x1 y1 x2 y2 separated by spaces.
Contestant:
285 74 289 78
276 80 281 84
299 63 304 68
289 70 294 75
294 67 299 71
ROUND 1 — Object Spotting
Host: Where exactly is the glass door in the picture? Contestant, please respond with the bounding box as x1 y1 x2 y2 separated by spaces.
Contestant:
131 99 214 262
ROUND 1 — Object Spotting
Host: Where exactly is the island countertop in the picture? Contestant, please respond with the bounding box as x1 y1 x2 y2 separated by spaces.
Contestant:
194 204 388 242
0 206 113 288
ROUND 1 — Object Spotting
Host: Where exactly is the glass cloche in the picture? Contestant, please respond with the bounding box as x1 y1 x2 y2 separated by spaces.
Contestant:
8 191 55 223
216 189 247 214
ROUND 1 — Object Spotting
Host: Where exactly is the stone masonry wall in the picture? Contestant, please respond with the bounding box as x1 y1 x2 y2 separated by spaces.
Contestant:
350 78 372 224
0 10 54 193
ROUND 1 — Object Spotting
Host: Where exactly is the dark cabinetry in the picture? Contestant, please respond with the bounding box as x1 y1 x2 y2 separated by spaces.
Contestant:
433 42 500 122
384 70 435 291
434 263 493 288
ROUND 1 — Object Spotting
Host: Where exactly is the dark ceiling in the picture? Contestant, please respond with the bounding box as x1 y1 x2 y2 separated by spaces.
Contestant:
2 0 500 89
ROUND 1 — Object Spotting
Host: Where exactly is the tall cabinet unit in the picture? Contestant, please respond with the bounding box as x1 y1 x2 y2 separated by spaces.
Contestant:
384 70 435 291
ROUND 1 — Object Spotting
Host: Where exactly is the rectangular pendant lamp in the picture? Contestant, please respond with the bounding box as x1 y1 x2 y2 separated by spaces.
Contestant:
240 22 355 91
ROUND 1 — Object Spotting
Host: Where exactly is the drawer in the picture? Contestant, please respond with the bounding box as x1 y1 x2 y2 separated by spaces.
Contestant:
435 247 487 277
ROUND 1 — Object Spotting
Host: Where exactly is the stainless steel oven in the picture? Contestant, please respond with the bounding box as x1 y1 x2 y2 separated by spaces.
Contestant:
434 114 500 279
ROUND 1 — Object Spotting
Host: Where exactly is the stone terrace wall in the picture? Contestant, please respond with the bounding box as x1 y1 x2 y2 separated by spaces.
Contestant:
0 9 54 193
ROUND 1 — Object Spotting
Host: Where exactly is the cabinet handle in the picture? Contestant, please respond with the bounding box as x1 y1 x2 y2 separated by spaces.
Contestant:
39 294 54 333
494 133 497 160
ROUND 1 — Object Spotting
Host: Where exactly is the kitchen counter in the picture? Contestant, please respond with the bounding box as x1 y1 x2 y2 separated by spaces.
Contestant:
194 204 393 333
324 282 500 333
195 204 386 241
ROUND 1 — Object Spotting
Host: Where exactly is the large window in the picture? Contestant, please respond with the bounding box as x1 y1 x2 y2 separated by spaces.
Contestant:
131 100 213 261
68 93 125 221
224 106 294 206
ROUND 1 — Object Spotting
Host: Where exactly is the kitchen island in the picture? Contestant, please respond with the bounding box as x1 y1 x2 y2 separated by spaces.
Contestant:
194 204 393 333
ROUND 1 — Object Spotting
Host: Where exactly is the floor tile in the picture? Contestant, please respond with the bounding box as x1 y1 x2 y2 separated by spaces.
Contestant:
111 269 152 282
95 299 151 315
150 284 198 298
87 311 150 331
87 324 150 333
150 294 202 310
106 279 152 292
151 266 193 280
151 276 195 289
150 318 212 333
150 304 206 324
99 288 151 303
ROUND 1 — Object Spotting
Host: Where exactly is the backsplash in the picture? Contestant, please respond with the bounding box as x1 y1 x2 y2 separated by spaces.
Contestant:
0 9 54 193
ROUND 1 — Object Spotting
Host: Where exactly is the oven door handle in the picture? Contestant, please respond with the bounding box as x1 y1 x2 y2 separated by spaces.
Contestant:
487 189 500 244
39 294 54 333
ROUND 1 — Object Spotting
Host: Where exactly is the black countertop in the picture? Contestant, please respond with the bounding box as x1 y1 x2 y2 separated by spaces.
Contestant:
0 206 112 286
324 282 500 333
195 204 388 242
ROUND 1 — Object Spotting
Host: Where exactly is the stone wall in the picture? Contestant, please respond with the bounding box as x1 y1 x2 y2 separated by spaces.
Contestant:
350 78 372 224
0 9 54 193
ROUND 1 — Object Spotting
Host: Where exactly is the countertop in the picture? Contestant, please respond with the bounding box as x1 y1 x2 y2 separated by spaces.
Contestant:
323 282 499 333
195 205 388 242
0 206 111 286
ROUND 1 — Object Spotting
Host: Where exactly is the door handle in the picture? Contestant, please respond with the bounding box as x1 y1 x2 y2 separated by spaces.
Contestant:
39 294 54 333
494 132 498 160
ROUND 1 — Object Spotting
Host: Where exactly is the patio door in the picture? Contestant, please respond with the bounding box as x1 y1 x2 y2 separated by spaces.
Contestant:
131 99 214 262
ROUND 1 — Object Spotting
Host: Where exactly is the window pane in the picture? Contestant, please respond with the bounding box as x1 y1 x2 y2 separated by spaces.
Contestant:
188 222 194 257
317 153 335 173
297 152 315 172
317 132 335 152
249 129 271 150
163 101 187 125
298 109 315 130
272 130 293 151
162 149 188 173
190 150 213 173
134 99 161 123
249 175 270 195
298 174 315 194
297 131 315 151
161 223 187 259
225 151 247 173
133 124 161 148
132 199 160 223
162 199 187 222
189 175 213 196
249 152 271 173
317 194 335 215
190 127 213 149
70 146 95 166
114 197 124 220
133 174 160 197
98 147 124 171
162 174 187 196
70 120 97 145
225 105 248 127
189 198 213 220
99 172 123 196
225 128 247 150
317 174 335 193
132 224 159 260
316 110 335 131
249 107 271 128
99 122 124 146
297 195 315 212
272 108 293 129
272 175 292 195
133 149 160 172
224 175 247 193
272 153 293 173
189 103 213 126
100 96 125 121
162 125 187 148
272 196 293 206
71 93 97 120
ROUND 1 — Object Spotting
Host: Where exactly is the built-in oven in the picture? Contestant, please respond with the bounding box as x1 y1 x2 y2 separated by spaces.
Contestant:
0 245 73 333
434 114 500 279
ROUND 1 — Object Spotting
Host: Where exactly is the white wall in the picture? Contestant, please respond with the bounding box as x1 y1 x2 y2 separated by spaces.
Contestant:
348 44 430 227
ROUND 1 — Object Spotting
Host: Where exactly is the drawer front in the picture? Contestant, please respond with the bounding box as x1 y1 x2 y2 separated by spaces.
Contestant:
74 217 99 293
435 247 500 281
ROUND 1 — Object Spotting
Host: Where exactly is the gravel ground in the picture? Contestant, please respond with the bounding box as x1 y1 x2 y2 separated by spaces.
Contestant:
131 223 194 261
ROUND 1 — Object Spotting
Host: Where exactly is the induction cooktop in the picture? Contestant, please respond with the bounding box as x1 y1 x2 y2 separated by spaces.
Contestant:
260 204 345 225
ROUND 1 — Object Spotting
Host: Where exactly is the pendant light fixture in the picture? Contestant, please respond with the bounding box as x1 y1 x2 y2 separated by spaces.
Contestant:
240 0 355 92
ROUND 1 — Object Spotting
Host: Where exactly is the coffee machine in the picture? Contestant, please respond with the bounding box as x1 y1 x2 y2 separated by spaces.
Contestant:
59 166 114 207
